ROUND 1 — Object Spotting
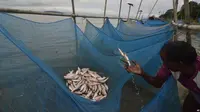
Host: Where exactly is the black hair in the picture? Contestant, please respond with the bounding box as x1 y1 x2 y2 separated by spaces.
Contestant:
160 41 197 65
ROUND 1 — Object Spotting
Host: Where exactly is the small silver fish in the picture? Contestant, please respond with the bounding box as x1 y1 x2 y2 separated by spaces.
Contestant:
85 91 93 99
81 68 89 72
80 84 87 93
65 67 109 101
118 48 131 66
74 91 83 95
103 84 108 91
93 95 105 101
101 84 107 96
97 77 109 83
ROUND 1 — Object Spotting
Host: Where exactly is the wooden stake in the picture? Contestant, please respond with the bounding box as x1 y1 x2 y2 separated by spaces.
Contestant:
184 0 191 44
127 3 134 20
71 0 76 23
135 0 144 19
118 0 123 25
103 0 108 24
173 0 178 41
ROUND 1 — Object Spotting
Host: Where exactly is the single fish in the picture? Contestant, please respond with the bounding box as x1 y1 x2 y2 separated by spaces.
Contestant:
80 84 87 93
93 95 105 101
81 68 89 72
103 84 108 91
118 48 131 66
101 84 107 96
97 77 109 83
85 91 93 99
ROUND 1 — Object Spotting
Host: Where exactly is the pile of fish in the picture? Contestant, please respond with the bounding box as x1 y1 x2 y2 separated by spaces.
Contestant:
64 67 109 101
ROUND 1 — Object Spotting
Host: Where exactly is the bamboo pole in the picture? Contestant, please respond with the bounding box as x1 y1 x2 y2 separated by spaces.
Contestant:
173 0 178 24
141 15 144 20
127 3 134 20
184 0 191 44
173 0 178 41
71 0 76 23
118 0 123 24
127 5 131 19
71 0 78 54
103 0 108 24
148 0 159 17
138 10 143 20
0 8 136 20
135 0 143 19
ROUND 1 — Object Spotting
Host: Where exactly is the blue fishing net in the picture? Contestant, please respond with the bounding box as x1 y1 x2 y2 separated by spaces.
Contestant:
141 76 181 112
143 20 168 27
85 19 173 55
102 18 173 41
116 19 172 39
0 13 181 112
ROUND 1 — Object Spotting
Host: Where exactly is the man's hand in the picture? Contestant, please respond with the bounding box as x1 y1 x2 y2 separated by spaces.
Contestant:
124 60 144 76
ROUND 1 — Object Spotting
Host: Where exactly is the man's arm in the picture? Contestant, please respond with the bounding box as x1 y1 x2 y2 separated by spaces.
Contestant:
140 65 171 88
125 61 170 88
141 71 166 88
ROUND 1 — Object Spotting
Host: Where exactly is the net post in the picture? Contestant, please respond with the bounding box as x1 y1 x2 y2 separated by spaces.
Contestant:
184 0 191 44
138 10 143 20
118 0 123 25
103 0 108 24
172 0 178 41
71 0 78 56
127 3 133 20
148 0 159 17
135 0 143 19
71 0 76 24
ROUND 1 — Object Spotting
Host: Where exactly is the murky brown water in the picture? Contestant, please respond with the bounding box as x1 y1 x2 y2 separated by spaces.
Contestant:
120 80 155 112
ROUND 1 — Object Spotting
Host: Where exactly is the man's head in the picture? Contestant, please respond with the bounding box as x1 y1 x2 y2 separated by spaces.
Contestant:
160 41 197 72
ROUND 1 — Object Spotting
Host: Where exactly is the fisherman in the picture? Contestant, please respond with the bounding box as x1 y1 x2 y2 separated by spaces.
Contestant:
124 41 200 112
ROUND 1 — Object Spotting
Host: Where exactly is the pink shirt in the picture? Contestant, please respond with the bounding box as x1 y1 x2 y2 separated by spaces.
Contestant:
157 56 200 94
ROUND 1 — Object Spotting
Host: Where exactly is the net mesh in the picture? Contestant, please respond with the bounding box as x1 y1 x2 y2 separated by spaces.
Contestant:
84 19 173 56
101 19 170 40
0 13 181 112
143 20 168 27
116 19 172 39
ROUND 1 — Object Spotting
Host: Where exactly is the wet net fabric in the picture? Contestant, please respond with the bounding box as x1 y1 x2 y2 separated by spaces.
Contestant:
143 20 168 27
84 19 173 55
102 18 173 41
116 19 172 39
0 13 180 112
141 76 181 112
